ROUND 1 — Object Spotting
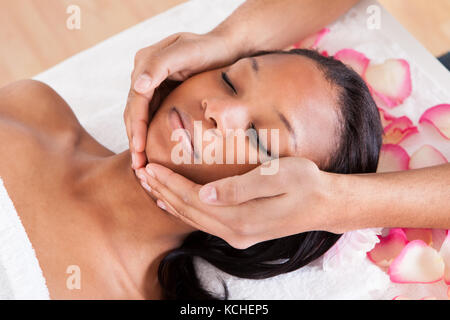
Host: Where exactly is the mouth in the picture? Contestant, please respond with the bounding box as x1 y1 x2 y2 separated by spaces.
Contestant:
169 107 195 156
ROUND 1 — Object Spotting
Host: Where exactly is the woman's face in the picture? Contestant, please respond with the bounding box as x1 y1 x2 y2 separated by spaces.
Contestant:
146 53 339 184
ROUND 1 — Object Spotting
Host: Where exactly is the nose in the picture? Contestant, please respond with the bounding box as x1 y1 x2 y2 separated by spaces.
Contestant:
201 98 250 134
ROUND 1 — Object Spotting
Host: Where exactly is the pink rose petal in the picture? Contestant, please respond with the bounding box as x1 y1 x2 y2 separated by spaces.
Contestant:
389 240 445 284
367 228 408 268
393 295 411 300
431 229 448 251
439 232 450 285
334 48 370 77
378 108 398 129
393 295 437 300
293 28 330 49
409 145 448 169
383 116 418 144
365 59 412 108
419 104 450 140
377 144 410 173
402 228 432 245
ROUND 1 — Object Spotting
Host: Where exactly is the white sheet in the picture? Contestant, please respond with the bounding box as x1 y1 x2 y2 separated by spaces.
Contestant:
0 178 49 299
30 0 450 299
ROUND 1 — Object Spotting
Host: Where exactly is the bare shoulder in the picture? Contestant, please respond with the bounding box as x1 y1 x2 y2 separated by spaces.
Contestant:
0 80 85 181
0 79 82 136
0 80 112 176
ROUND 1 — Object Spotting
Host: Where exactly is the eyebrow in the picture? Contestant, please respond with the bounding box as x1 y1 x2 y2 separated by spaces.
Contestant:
276 110 298 152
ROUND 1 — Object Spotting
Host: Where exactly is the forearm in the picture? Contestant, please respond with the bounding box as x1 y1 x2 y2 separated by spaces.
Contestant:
329 164 450 231
210 0 360 57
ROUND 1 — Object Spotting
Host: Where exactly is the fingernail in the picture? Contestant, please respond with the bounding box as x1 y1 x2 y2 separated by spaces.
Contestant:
136 168 146 182
145 164 155 178
141 180 152 193
156 199 166 211
134 74 152 93
199 185 217 203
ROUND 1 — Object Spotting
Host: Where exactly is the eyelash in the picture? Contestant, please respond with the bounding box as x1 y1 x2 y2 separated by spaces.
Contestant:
221 72 237 94
250 123 271 157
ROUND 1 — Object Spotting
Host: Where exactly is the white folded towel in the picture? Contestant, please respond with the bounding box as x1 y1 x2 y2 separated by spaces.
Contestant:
0 178 49 299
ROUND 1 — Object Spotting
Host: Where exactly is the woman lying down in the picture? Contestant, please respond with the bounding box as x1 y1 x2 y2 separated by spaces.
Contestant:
0 49 382 299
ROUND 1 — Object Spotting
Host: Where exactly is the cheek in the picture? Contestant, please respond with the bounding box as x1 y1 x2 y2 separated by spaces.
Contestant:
146 124 260 185
145 108 173 166
181 136 259 184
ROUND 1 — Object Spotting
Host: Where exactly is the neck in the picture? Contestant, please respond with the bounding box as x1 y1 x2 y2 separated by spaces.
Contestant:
74 150 195 298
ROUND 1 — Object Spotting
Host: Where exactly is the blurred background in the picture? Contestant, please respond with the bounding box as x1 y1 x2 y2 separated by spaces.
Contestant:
0 0 449 87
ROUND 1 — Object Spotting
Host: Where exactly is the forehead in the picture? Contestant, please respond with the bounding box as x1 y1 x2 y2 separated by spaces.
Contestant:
241 53 335 103
238 54 340 163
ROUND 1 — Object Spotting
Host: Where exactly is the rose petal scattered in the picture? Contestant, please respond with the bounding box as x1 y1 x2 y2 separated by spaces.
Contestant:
367 228 408 268
389 240 445 284
402 228 432 245
293 28 330 49
383 116 418 144
377 144 410 173
393 295 438 300
431 229 448 251
409 145 448 169
365 59 412 108
393 295 411 300
439 232 450 285
334 48 370 77
378 108 397 129
419 104 450 139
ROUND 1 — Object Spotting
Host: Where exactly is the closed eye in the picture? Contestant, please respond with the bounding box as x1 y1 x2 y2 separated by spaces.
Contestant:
221 72 237 94
250 123 271 157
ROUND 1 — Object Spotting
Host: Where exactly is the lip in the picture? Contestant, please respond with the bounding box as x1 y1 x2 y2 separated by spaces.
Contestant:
169 107 195 155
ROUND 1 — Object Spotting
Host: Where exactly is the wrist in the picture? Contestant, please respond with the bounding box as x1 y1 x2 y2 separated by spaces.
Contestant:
207 25 255 60
320 171 363 233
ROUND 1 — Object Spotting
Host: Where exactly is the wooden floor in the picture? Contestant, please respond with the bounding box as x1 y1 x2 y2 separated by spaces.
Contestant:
0 0 187 87
0 0 449 87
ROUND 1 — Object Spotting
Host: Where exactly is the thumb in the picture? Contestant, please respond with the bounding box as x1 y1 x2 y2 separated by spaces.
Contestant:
199 162 286 205
133 42 197 97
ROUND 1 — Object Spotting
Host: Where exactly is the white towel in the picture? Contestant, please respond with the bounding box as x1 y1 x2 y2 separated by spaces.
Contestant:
0 178 49 299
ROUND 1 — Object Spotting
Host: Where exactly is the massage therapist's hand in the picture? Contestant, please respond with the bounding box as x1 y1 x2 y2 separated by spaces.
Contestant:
136 158 344 249
125 31 239 170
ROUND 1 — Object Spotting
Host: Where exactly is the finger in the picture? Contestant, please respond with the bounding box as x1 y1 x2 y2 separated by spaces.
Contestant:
155 198 210 234
134 39 199 94
133 151 147 170
145 163 202 204
127 61 175 157
126 89 152 154
198 160 286 205
126 35 186 165
138 163 229 234
143 169 231 238
153 179 289 247
135 173 158 202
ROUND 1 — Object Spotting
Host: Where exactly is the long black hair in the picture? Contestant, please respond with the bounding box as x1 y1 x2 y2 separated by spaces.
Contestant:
157 49 383 299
